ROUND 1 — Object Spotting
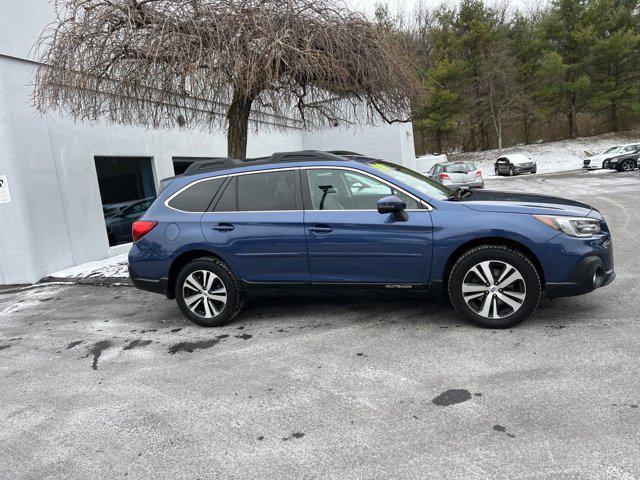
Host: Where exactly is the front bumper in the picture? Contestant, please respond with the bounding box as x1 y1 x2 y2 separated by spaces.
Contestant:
545 255 615 298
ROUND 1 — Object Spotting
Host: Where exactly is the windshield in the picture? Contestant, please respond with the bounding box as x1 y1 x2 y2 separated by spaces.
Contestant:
367 160 454 200
603 146 622 154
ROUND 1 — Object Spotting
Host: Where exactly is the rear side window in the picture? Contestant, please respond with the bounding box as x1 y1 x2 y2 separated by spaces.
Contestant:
168 178 224 212
237 171 297 211
213 170 298 212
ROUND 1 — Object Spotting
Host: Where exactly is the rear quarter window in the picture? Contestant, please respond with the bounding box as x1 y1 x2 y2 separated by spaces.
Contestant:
167 178 224 212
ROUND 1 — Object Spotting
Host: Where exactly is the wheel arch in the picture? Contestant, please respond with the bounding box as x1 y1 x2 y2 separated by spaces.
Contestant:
441 237 546 295
166 249 233 299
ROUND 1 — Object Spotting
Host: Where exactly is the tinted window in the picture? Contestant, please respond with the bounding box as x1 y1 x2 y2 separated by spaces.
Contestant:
306 169 420 210
237 171 297 211
168 178 223 212
214 177 237 211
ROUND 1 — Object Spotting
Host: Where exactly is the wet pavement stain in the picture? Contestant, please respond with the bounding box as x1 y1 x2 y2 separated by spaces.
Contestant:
257 435 264 441
84 340 112 370
282 432 305 441
170 328 182 333
123 339 153 351
235 334 252 340
139 329 157 334
168 334 229 354
0 345 12 351
493 424 516 438
66 341 83 350
432 389 472 406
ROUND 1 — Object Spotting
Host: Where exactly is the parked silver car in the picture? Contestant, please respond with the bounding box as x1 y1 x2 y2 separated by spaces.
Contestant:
427 162 484 189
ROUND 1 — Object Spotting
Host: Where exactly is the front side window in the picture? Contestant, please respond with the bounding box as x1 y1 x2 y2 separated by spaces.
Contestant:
305 169 420 210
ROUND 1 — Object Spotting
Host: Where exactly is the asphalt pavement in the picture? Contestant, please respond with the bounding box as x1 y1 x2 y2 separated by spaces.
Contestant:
1 168 639 479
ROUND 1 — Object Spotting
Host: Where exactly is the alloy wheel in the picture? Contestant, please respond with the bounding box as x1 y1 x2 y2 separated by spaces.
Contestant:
182 270 228 318
461 260 526 319
621 159 635 172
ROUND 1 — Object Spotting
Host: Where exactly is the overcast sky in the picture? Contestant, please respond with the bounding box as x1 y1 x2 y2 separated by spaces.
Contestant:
345 0 544 19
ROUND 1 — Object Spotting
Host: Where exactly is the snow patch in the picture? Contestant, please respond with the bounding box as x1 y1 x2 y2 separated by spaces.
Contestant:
416 132 639 177
49 253 129 279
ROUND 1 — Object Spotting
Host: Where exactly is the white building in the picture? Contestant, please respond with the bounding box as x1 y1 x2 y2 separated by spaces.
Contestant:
0 0 416 285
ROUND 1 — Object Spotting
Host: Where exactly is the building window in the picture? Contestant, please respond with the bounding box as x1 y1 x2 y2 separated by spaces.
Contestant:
94 156 156 246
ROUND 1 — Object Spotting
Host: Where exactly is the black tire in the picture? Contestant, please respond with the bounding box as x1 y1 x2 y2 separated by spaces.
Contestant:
175 257 242 327
495 167 500 176
509 166 515 176
618 159 636 172
448 245 542 329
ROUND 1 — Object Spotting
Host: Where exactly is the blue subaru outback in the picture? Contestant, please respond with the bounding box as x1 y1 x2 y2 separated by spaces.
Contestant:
128 151 614 329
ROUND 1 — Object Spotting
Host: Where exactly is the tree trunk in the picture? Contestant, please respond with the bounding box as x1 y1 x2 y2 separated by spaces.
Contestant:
568 95 578 139
227 92 255 159
523 115 530 145
611 70 619 132
610 102 619 132
435 131 443 154
497 116 503 150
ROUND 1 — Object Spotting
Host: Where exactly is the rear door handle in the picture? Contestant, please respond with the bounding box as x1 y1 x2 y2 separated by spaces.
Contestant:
212 223 234 232
308 225 333 234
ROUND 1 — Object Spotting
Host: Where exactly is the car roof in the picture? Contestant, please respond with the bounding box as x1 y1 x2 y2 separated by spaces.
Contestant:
500 153 530 161
181 150 359 176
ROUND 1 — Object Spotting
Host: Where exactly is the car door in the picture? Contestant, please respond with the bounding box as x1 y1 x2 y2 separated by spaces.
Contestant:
200 168 310 285
302 167 433 287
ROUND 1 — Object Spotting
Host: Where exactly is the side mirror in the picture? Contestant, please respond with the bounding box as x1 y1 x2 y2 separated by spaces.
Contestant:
377 195 408 221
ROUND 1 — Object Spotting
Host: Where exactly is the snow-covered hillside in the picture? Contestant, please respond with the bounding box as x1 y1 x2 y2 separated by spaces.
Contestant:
416 132 640 178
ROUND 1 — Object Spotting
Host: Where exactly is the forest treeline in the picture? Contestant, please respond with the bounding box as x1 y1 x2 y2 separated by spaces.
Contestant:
375 0 640 154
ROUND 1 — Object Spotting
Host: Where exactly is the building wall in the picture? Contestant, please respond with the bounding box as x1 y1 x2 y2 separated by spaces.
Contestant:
0 0 416 285
302 122 417 169
0 55 304 284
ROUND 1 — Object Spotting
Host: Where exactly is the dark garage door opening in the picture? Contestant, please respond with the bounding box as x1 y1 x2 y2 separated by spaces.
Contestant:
94 156 156 246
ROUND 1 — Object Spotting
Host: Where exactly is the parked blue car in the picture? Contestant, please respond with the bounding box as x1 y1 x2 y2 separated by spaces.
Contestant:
128 151 615 329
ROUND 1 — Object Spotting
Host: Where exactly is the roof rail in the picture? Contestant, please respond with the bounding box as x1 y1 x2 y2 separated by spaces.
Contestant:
182 157 239 176
327 150 365 157
180 150 355 177
267 150 347 162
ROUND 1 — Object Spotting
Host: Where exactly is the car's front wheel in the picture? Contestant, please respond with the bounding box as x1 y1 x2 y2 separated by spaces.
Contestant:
175 258 242 327
508 166 515 176
448 245 542 328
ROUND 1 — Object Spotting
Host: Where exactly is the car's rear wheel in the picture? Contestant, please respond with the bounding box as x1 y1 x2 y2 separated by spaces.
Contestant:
495 167 500 176
448 245 541 328
175 258 242 327
618 159 636 172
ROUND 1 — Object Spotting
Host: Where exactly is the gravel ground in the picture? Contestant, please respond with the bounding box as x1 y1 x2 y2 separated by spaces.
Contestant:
1 169 639 480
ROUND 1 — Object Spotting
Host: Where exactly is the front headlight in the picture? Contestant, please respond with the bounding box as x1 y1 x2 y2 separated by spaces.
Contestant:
533 215 601 237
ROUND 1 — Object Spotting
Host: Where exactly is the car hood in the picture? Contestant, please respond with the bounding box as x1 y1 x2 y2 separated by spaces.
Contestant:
588 153 617 162
455 190 593 216
508 158 534 165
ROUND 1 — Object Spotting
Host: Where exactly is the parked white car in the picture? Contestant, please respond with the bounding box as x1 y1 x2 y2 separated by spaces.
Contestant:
582 142 640 169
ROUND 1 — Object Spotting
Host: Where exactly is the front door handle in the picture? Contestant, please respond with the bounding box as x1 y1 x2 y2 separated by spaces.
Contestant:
212 223 234 232
308 225 333 234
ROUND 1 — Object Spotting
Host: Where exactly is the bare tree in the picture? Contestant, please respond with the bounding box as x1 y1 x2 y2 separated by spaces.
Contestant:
34 0 421 159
